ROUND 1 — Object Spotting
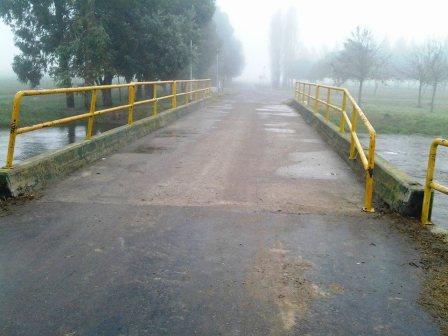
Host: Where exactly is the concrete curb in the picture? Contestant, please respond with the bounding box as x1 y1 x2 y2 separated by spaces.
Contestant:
0 98 211 197
288 99 424 218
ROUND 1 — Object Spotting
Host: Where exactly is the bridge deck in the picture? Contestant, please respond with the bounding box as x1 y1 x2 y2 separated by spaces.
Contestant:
0 87 439 335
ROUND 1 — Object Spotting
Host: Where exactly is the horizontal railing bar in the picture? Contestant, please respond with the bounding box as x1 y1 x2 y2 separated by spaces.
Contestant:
13 80 211 97
94 104 131 116
17 113 91 134
431 182 448 195
352 134 369 169
134 98 156 106
345 92 375 135
297 82 346 92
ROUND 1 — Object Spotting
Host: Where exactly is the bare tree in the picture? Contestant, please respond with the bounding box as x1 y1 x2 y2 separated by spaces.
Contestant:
332 27 385 104
281 7 298 88
423 39 448 112
269 10 283 89
403 44 429 108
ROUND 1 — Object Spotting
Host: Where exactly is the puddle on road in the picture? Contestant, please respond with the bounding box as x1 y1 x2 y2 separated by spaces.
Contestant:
156 129 197 138
257 111 297 118
298 139 324 144
257 104 297 117
276 151 351 180
265 128 296 134
264 123 290 128
260 105 294 112
129 145 169 154
208 105 233 110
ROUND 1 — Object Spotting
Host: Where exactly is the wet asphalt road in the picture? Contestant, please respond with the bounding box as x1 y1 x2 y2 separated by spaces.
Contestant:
0 86 441 335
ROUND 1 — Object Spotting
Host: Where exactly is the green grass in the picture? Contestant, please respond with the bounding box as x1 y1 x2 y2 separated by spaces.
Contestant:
314 82 448 137
345 83 448 136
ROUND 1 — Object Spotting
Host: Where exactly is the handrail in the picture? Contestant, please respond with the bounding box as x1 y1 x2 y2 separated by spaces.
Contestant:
421 138 448 224
294 81 376 212
4 79 212 168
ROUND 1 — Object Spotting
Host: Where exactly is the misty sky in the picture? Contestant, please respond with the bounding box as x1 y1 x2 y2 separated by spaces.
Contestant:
1 0 447 79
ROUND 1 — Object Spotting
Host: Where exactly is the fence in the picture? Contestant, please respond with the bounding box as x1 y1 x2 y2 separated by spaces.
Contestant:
4 79 212 168
421 138 448 224
294 81 376 212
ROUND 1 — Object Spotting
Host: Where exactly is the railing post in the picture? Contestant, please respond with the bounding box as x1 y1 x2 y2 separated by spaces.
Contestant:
339 90 347 132
294 81 298 101
363 134 376 212
128 84 136 124
349 104 358 160
325 88 331 121
172 81 177 109
153 83 158 116
5 92 23 168
194 81 198 101
86 89 97 139
301 83 305 103
314 85 320 114
421 142 437 224
307 84 311 106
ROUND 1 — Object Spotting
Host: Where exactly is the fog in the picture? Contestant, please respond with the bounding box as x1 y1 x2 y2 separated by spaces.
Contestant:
218 0 447 81
0 0 447 79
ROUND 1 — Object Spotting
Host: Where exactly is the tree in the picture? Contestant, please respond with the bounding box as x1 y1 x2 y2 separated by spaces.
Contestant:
333 27 385 104
269 10 282 88
213 9 244 83
2 0 217 108
423 39 448 112
403 43 429 108
0 0 76 107
281 7 298 88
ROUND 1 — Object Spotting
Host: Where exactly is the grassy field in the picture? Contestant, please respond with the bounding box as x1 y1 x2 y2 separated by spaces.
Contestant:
339 83 448 136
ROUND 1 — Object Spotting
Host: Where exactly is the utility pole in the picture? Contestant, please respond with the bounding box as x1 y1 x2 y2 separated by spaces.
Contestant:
190 40 193 81
216 50 220 93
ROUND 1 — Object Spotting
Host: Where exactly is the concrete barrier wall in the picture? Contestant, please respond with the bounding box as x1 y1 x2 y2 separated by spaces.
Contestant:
0 98 211 197
289 100 424 217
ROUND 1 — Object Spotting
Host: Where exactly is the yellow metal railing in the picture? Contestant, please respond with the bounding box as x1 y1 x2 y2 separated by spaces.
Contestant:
294 81 376 212
4 79 212 168
421 138 448 224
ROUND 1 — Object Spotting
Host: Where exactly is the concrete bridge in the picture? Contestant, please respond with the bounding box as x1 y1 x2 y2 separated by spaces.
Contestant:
0 85 444 335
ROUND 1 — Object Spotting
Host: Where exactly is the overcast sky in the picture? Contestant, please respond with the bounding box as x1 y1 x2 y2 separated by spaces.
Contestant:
1 0 447 79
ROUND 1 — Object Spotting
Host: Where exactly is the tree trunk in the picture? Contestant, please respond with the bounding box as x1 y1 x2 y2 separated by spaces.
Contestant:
65 93 74 108
117 77 122 102
136 85 143 99
357 79 364 105
101 73 114 107
417 81 423 108
67 124 76 143
430 83 438 113
374 81 379 95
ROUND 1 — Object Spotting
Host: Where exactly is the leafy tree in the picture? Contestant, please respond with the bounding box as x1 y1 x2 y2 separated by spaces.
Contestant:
2 0 217 107
0 0 76 106
195 7 244 86
213 9 244 83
